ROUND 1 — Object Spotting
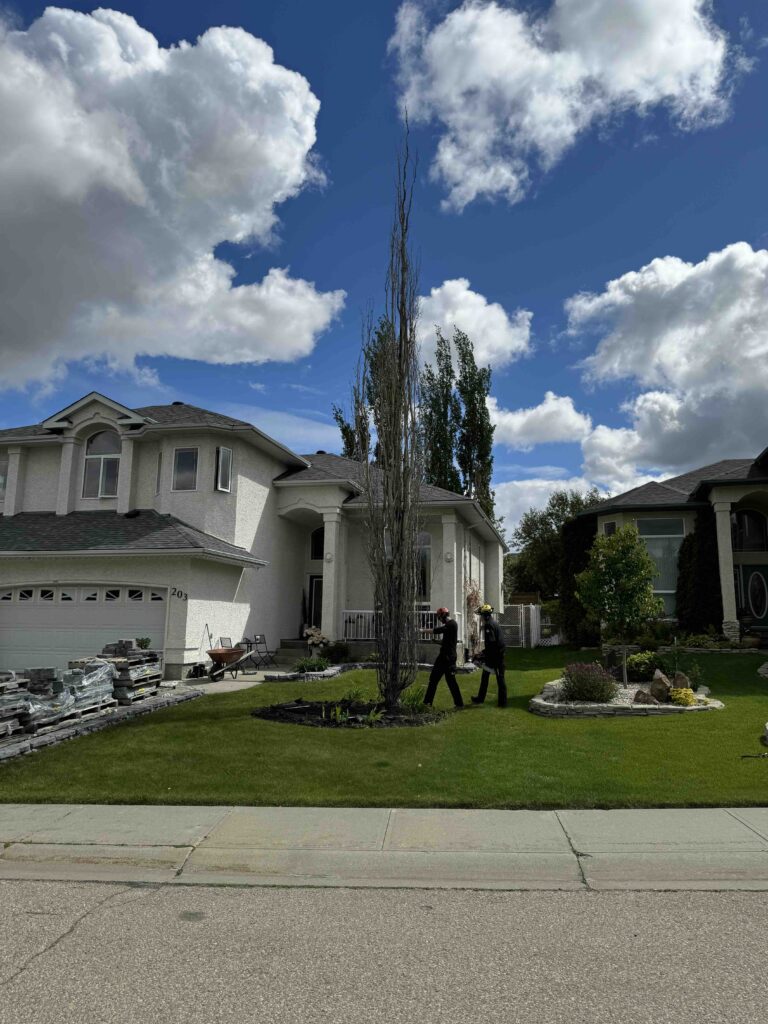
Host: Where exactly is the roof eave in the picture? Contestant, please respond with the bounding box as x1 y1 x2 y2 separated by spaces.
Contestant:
0 547 267 568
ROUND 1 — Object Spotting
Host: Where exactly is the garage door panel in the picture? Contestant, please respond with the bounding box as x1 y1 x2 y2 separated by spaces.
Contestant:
0 585 166 672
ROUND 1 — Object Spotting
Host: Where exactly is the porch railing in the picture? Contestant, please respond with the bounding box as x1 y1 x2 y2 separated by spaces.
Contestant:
342 608 462 643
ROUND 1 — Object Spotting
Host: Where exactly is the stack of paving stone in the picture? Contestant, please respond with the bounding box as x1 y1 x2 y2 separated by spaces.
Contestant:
63 664 117 714
0 673 31 739
76 640 164 705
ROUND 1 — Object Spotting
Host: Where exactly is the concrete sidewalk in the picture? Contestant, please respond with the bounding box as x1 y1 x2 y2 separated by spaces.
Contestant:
2 804 768 891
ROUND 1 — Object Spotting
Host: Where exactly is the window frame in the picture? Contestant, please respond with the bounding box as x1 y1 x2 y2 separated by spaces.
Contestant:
0 452 8 502
82 431 121 499
215 446 233 493
731 508 768 553
155 450 163 495
635 517 686 607
172 447 199 492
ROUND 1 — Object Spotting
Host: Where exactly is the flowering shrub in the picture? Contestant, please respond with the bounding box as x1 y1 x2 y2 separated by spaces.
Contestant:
561 662 619 703
304 626 329 650
669 687 696 707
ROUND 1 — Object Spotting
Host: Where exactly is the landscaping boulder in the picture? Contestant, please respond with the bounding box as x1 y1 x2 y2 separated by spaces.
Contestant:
540 681 564 702
650 669 672 703
758 663 768 679
633 689 659 705
695 685 711 697
673 671 692 689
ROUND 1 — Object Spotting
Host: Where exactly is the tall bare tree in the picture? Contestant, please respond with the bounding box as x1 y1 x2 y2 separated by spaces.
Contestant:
353 133 423 708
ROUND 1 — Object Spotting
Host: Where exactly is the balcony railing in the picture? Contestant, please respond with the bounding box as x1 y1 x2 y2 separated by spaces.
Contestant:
342 607 462 642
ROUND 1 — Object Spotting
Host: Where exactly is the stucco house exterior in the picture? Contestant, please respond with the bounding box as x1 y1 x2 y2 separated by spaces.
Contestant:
588 450 768 640
0 392 505 675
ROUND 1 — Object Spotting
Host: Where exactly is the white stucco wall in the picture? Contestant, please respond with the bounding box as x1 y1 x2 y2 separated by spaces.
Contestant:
20 445 60 511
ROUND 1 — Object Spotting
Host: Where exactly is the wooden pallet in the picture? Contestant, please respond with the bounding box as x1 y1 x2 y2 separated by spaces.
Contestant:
25 698 118 735
115 687 159 706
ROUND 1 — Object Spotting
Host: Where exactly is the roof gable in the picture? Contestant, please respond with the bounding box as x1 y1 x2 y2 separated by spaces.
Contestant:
42 392 148 430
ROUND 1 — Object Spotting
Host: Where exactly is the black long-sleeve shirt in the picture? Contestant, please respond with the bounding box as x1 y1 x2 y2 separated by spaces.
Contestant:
433 618 458 659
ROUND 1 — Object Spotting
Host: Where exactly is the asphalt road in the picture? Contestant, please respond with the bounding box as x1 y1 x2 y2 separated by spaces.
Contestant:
1 880 766 1024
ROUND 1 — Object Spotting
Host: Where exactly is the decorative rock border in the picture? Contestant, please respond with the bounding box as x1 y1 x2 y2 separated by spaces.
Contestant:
0 688 204 764
529 679 724 718
602 643 763 657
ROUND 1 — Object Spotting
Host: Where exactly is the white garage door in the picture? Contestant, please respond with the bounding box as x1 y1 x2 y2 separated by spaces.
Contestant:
0 584 167 672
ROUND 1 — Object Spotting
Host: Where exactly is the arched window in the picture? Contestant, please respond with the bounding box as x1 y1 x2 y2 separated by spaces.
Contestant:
82 430 121 498
416 531 431 601
731 509 768 552
310 526 325 561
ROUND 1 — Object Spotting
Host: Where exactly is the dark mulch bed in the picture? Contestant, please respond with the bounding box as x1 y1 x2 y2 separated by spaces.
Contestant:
251 698 446 729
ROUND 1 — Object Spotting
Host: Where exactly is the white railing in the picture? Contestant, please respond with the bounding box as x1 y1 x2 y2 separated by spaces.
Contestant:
342 608 462 643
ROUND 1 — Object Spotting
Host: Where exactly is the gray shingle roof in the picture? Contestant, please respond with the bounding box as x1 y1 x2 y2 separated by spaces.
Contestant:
0 510 262 564
592 458 768 514
134 403 256 430
277 452 473 505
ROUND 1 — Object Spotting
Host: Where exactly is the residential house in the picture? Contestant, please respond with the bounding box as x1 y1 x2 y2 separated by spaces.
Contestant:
0 392 505 674
588 451 768 639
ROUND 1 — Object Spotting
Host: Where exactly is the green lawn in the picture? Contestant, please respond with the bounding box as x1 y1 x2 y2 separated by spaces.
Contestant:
0 647 766 808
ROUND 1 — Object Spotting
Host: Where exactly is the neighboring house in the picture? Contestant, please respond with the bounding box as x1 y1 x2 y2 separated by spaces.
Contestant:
0 392 505 674
587 451 768 640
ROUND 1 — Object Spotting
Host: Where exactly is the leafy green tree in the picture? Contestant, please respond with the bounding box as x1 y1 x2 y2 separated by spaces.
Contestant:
512 487 602 598
454 328 495 521
674 507 723 633
577 524 663 684
420 329 461 493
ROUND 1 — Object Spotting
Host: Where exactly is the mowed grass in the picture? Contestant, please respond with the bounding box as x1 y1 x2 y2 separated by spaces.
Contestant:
0 647 766 808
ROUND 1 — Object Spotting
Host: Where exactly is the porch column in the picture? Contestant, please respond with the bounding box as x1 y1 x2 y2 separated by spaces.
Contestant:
713 500 739 641
321 511 343 640
56 439 78 515
3 446 24 516
116 436 135 514
485 540 504 613
440 512 458 616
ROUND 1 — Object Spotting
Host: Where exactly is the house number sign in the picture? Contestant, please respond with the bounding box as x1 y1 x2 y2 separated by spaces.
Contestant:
171 586 188 601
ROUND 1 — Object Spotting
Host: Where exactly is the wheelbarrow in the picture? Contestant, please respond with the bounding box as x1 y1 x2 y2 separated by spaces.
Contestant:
206 646 261 682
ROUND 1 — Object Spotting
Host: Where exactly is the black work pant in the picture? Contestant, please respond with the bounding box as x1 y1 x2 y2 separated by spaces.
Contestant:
474 661 507 707
425 654 463 707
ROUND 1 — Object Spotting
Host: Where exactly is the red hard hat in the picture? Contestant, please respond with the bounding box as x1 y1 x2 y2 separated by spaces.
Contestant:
435 607 449 617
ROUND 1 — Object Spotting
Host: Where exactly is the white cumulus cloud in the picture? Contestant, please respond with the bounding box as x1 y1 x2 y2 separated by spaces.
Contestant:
418 278 532 367
567 241 768 489
494 476 596 535
391 0 734 210
0 8 345 389
489 391 591 450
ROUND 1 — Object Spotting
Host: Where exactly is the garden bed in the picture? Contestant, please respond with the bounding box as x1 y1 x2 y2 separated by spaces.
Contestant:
251 698 446 729
529 679 724 718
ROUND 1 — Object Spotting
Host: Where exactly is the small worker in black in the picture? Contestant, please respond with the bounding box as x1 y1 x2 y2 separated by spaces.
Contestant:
424 606 464 708
471 603 507 707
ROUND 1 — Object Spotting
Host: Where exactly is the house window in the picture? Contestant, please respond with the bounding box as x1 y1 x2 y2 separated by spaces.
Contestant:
18 589 33 601
603 521 617 537
637 518 685 616
0 453 8 501
105 589 121 602
416 531 431 601
60 590 74 602
173 448 198 491
216 447 232 492
39 589 54 602
81 589 99 602
149 590 164 602
731 509 768 552
82 430 121 498
155 451 163 495
0 589 12 601
310 526 325 561
128 588 143 602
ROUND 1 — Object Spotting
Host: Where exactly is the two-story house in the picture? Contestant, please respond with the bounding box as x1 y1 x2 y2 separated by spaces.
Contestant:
0 392 505 676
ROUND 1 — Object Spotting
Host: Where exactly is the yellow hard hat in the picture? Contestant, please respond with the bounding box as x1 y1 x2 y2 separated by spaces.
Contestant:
479 603 494 615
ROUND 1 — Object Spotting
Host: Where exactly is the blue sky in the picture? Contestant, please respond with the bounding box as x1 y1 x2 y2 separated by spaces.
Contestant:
2 1 768 528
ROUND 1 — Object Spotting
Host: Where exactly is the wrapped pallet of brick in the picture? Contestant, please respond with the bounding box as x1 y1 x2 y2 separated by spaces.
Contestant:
0 672 31 739
92 640 163 705
64 662 117 712
22 689 76 733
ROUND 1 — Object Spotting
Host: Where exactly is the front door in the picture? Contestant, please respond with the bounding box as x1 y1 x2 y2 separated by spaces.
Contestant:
308 575 323 630
742 566 768 630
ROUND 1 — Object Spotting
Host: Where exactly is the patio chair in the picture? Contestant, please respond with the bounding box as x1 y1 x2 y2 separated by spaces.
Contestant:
218 636 233 649
250 634 278 668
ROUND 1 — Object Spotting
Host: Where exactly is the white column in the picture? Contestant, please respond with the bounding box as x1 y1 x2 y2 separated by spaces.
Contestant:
440 513 458 616
321 511 342 640
485 539 503 613
56 439 78 516
713 500 739 639
3 446 24 516
117 436 135 514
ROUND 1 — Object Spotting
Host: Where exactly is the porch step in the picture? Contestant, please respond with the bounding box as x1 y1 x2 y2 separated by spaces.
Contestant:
279 640 310 651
